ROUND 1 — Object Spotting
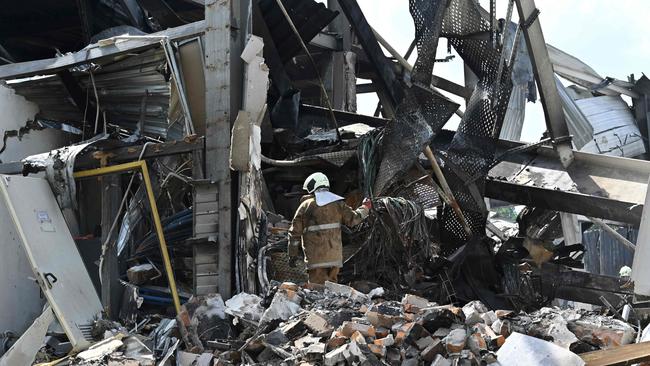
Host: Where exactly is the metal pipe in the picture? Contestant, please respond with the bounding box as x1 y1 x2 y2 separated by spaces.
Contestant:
424 146 473 236
587 216 635 251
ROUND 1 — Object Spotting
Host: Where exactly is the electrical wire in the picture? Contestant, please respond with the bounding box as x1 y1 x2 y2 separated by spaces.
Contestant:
89 69 101 135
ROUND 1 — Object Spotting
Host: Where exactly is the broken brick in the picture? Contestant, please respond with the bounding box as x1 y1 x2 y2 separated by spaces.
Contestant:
446 328 467 353
421 338 445 362
340 321 375 338
303 312 333 337
367 343 386 358
350 330 367 345
374 334 395 347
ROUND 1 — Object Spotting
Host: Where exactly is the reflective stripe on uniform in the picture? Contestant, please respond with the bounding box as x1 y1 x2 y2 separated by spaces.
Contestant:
289 240 301 247
304 223 341 232
307 260 343 269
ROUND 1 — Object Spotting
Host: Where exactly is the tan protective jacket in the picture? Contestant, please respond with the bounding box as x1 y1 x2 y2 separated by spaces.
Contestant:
288 196 368 269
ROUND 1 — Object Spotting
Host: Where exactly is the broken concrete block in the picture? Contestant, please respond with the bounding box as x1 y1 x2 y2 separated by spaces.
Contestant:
495 332 585 366
260 289 302 324
279 282 300 292
421 338 445 362
446 328 467 353
401 358 418 366
304 342 326 356
224 293 264 322
325 281 370 303
76 336 124 363
495 310 514 319
367 343 386 358
467 333 487 356
568 315 636 348
422 308 458 333
376 327 389 339
416 336 435 350
303 311 333 337
327 332 348 349
431 354 452 366
180 294 230 347
280 319 306 339
351 331 366 345
480 311 498 326
294 335 323 349
366 304 404 328
474 323 504 349
395 322 427 346
368 287 385 299
433 328 451 338
491 319 511 337
374 334 395 347
462 301 487 326
324 344 348 366
386 348 401 364
402 294 430 309
126 263 158 285
340 321 375 338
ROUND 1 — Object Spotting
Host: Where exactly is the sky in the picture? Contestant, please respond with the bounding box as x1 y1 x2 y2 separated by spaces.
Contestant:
342 0 650 142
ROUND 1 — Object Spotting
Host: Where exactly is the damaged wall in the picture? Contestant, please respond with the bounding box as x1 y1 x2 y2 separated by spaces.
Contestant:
0 84 71 163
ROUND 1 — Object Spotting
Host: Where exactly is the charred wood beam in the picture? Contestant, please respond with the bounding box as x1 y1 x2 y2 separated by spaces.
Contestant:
300 104 388 128
336 0 404 111
535 263 633 307
485 179 643 225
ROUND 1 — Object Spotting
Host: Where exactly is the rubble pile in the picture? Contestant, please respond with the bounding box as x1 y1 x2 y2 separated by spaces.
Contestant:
43 281 634 366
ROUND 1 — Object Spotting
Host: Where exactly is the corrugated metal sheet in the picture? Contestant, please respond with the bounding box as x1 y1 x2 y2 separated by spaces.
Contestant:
7 47 181 140
557 77 593 149
500 83 526 140
577 96 646 157
583 226 636 277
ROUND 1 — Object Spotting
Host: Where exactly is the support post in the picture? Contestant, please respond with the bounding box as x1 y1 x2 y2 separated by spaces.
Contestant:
100 175 122 319
515 0 574 167
632 179 650 296
205 0 247 298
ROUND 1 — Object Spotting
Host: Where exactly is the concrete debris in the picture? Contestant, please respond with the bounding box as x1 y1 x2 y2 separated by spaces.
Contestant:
224 293 264 323
496 332 585 366
126 264 158 285
75 335 125 363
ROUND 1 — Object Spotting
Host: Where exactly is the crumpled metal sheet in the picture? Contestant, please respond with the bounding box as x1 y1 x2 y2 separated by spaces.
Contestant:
22 135 107 210
438 0 515 248
372 0 458 195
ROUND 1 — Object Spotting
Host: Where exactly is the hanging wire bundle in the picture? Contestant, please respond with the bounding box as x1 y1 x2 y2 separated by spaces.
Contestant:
357 128 384 199
347 197 437 291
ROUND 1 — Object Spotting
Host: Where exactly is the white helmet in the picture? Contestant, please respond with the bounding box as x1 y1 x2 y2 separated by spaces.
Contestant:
303 172 330 193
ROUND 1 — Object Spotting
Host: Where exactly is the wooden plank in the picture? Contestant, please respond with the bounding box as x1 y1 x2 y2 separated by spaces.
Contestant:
581 341 650 366
0 21 206 81
204 0 233 298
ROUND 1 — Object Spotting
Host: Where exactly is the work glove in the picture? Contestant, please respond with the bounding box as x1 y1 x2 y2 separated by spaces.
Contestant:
289 256 299 268
362 198 373 210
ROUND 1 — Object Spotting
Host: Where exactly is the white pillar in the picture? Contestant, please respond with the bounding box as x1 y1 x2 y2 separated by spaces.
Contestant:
632 178 650 295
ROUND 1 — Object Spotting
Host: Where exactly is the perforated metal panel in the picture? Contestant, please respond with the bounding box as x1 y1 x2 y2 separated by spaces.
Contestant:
373 0 458 195
437 0 515 249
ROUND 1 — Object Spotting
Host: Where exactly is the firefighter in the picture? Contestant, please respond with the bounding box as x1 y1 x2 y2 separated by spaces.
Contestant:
287 172 371 284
